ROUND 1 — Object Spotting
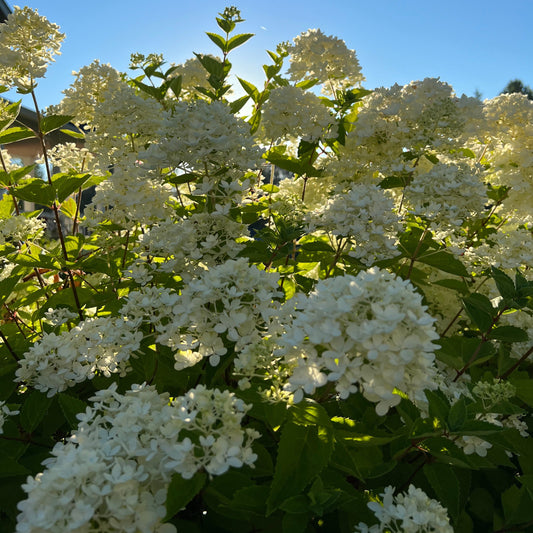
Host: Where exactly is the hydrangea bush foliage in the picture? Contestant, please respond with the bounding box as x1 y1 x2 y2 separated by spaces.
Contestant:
0 5 532 533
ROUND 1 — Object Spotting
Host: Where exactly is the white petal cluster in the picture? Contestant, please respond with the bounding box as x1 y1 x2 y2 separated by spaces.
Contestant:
15 317 142 396
404 160 488 228
39 142 101 175
281 269 440 414
15 383 259 533
287 29 364 95
307 184 401 265
481 94 533 215
0 6 64 91
137 211 249 280
355 485 453 533
0 215 45 244
53 60 124 128
87 81 164 169
84 166 175 229
0 400 19 435
260 85 335 142
145 100 262 174
138 259 283 369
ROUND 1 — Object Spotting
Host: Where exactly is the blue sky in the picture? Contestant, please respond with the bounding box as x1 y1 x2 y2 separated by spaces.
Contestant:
4 0 533 111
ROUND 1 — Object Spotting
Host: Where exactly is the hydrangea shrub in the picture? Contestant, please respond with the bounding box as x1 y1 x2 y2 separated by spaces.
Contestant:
0 5 532 533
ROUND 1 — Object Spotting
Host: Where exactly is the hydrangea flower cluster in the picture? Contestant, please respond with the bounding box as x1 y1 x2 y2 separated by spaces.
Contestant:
307 184 402 265
159 258 284 369
260 85 335 142
53 59 125 128
354 485 453 533
0 6 64 91
145 100 262 175
403 160 488 230
38 142 101 175
84 165 176 229
168 55 219 100
281 268 440 414
15 317 142 396
0 215 45 244
15 383 259 533
287 28 364 95
136 211 249 280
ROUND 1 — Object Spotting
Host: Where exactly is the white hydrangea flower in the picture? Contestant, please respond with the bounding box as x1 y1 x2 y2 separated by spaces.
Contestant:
136 211 250 280
0 400 19 435
403 160 488 229
281 268 440 414
37 142 102 175
0 6 64 91
307 184 402 265
260 85 336 142
43 307 79 327
355 485 453 533
167 55 222 100
0 215 45 244
287 28 364 95
473 379 516 408
157 258 284 369
15 317 142 396
53 59 124 128
144 100 262 175
457 434 493 457
16 383 259 533
83 165 176 229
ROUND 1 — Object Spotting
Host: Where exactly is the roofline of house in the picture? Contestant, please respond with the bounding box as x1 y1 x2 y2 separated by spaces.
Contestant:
0 0 11 22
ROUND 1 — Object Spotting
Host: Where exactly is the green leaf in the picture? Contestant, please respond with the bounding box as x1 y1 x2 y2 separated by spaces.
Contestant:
0 164 36 187
417 250 469 277
0 266 24 308
52 172 91 203
266 421 333 515
57 393 87 428
501 484 533 525
20 391 53 433
295 79 320 90
226 33 254 52
130 79 163 100
168 75 182 99
0 456 30 478
206 32 227 52
425 389 451 426
164 472 207 521
379 174 413 189
462 293 496 332
488 326 528 343
237 77 259 102
0 126 35 144
0 100 21 131
229 94 250 114
60 197 78 219
11 178 55 207
289 399 331 427
40 114 75 135
510 379 533 408
59 127 85 140
492 267 517 299
424 463 461 520
448 397 467 431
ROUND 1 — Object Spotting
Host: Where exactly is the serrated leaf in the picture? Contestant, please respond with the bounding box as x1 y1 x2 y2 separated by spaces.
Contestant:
229 94 250 114
0 100 21 131
425 389 451 426
488 326 528 343
59 127 85 140
57 393 87 428
289 400 331 427
40 114 75 135
226 33 254 52
237 77 259 101
492 267 517 299
11 178 55 207
417 250 469 277
20 391 53 433
52 172 91 203
266 421 333 515
463 293 496 332
206 31 227 52
0 126 35 144
448 397 467 431
295 79 320 90
164 472 206 521
59 197 78 219
424 463 461 520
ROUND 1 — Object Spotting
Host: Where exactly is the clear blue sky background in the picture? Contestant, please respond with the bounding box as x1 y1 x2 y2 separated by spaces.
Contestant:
4 0 533 110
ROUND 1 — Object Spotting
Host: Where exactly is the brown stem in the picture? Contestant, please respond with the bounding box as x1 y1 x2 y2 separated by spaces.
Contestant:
0 329 19 361
405 228 428 280
498 345 533 380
